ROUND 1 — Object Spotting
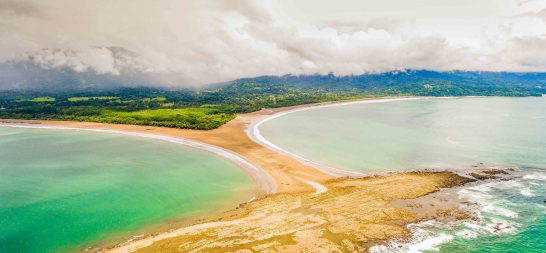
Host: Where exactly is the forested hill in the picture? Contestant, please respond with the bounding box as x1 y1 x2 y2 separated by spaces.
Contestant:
230 70 546 97
1 69 545 130
2 59 546 97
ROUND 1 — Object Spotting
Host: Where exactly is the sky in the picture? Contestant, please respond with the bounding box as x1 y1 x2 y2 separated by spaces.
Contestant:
1 0 546 85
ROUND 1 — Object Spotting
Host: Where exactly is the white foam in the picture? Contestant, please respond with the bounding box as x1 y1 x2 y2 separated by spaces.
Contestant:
482 204 519 218
458 186 493 206
370 220 456 253
406 234 454 253
479 219 517 235
519 188 535 197
456 230 478 239
485 219 519 234
461 183 493 194
460 221 485 232
523 172 546 181
372 174 538 252
494 180 525 190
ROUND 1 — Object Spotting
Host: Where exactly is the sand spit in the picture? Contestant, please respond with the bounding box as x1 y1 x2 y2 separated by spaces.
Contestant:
0 97 477 252
2 96 348 193
1 97 418 193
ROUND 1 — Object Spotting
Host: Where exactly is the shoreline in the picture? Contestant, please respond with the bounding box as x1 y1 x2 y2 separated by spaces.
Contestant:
103 170 480 253
0 123 276 195
0 96 506 252
248 96 428 177
1 96 417 192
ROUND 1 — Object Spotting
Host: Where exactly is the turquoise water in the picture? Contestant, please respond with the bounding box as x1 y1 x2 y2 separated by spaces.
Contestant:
436 171 546 253
0 127 254 253
260 97 545 252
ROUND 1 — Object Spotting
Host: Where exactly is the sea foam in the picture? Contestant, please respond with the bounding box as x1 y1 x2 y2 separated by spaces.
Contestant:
370 169 545 252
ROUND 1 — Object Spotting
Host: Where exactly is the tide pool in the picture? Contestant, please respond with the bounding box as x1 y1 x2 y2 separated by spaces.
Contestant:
0 127 254 253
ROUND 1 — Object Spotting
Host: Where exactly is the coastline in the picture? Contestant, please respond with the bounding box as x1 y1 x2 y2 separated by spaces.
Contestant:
102 171 478 253
248 96 428 177
0 96 492 252
1 96 418 193
0 123 276 195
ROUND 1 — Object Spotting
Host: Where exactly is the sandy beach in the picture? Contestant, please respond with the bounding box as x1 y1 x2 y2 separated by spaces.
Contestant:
0 97 486 252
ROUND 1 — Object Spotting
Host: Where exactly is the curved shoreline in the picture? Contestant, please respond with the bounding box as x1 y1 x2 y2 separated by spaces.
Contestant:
0 96 476 252
248 97 427 177
0 123 276 195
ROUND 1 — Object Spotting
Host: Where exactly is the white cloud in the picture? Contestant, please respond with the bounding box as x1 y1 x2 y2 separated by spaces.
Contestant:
0 0 545 86
29 48 116 74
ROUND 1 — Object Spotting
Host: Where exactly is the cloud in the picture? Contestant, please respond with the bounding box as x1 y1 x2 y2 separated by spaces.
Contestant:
0 0 545 87
0 0 42 17
316 19 405 34
515 8 546 21
24 47 158 76
506 36 546 67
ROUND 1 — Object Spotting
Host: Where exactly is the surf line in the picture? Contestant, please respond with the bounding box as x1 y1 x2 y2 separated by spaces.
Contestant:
248 97 427 177
0 123 276 195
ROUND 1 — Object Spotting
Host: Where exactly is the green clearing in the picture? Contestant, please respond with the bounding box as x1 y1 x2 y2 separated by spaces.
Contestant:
141 97 166 102
30 97 56 102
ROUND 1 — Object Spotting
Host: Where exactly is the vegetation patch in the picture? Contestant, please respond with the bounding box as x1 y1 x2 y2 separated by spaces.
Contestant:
30 97 56 102
91 108 235 130
141 97 166 102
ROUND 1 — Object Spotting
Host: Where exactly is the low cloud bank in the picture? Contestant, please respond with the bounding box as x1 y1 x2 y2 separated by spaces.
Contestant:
1 0 546 88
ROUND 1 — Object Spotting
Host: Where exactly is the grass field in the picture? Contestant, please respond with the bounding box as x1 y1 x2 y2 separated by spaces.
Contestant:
30 97 56 102
87 108 235 130
141 97 167 102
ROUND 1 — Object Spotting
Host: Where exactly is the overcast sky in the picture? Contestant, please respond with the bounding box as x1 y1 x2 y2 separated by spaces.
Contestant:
1 0 546 85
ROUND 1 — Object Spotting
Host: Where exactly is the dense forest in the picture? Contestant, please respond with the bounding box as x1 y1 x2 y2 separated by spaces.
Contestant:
1 70 545 130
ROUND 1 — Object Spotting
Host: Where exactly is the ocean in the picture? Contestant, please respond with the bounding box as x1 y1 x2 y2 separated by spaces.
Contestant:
259 97 546 252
